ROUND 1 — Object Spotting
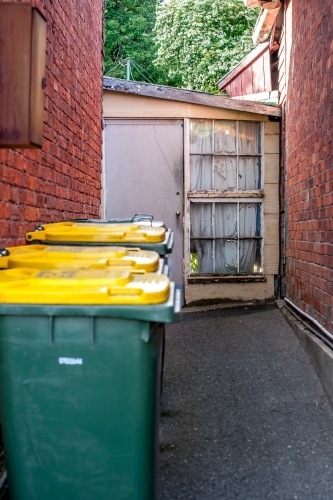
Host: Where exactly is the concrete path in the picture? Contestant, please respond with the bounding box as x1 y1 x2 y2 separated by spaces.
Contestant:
159 304 333 500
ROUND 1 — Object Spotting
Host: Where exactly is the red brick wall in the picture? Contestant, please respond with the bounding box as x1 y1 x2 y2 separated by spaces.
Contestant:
285 0 333 333
0 0 103 247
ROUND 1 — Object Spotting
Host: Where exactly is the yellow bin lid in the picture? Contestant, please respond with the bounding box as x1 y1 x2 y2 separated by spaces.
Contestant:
26 222 166 244
0 268 170 305
0 245 160 272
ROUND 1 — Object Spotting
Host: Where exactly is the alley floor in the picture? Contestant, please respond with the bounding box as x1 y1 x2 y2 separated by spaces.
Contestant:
159 304 333 500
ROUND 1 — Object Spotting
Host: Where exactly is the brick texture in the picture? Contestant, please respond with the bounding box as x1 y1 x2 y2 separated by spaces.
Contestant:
285 0 333 333
0 0 103 247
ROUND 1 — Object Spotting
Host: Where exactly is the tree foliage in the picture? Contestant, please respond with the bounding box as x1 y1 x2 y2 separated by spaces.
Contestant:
154 0 259 93
104 0 164 83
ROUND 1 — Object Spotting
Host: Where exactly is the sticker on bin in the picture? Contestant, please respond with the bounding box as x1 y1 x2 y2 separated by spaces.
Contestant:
0 244 160 272
0 268 170 305
59 357 83 365
26 221 166 244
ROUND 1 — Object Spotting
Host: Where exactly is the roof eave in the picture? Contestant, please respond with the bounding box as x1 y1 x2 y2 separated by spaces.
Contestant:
103 77 281 117
217 42 270 90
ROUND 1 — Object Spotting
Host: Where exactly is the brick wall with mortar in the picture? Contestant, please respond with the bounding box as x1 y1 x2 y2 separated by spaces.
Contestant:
285 0 333 333
0 0 104 247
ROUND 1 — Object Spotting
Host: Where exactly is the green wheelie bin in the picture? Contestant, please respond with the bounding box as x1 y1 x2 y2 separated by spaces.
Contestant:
0 268 181 500
0 244 166 274
25 219 176 385
26 220 174 256
68 213 166 228
59 214 173 273
0 243 170 391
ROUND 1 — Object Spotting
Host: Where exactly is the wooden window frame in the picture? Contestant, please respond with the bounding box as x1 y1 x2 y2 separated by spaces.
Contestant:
185 118 265 282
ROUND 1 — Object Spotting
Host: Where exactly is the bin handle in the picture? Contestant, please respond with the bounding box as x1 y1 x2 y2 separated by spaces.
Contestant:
131 213 154 225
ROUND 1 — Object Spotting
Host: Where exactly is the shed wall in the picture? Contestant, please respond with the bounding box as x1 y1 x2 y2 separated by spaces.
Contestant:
0 0 103 247
285 0 333 333
103 91 279 303
103 92 270 122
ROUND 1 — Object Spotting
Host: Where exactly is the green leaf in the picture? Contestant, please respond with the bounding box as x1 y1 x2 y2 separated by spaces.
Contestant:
154 0 259 93
104 0 259 92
